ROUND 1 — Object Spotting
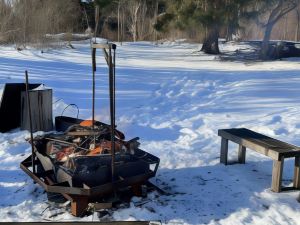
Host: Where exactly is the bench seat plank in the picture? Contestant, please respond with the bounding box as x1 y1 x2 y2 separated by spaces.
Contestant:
218 128 300 160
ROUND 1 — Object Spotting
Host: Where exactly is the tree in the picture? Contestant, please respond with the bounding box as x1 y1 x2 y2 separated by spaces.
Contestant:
295 4 300 41
128 0 141 42
156 0 257 54
110 0 157 42
81 0 113 37
258 0 299 59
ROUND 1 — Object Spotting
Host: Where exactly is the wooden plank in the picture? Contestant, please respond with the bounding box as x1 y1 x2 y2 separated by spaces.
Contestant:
92 43 115 49
219 128 299 151
294 156 300 189
271 157 284 192
238 145 246 164
92 202 112 210
220 138 228 165
218 129 279 160
218 129 300 160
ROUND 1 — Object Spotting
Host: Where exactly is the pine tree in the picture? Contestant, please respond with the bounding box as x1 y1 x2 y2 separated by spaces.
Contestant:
156 0 257 54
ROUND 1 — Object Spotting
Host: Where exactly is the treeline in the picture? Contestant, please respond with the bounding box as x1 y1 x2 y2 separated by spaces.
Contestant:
90 0 300 44
91 0 300 58
1 0 300 57
0 0 81 48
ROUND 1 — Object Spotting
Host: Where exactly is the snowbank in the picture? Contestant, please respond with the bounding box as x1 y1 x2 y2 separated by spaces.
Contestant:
0 41 300 224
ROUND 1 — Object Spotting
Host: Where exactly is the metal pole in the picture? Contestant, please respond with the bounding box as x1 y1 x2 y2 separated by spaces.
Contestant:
113 44 116 130
91 48 96 146
25 70 35 173
113 45 116 181
109 46 115 182
92 48 96 132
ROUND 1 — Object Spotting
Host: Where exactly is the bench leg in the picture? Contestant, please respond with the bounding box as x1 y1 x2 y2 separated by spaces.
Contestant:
294 156 300 189
220 138 228 165
238 145 246 164
271 157 284 193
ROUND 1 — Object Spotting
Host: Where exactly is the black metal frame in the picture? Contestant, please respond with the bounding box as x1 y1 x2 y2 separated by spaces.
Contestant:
20 150 159 196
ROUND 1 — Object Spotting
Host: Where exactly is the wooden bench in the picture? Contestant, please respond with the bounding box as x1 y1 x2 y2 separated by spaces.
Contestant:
218 128 300 192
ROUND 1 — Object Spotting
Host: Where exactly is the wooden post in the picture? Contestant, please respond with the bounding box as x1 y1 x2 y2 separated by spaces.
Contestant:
71 196 89 217
271 157 284 192
220 138 228 165
294 156 300 189
238 145 246 164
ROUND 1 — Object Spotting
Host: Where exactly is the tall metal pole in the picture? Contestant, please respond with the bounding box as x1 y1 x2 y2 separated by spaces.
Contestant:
25 71 35 173
109 46 115 182
113 45 116 128
91 42 117 182
92 48 96 132
92 5 100 142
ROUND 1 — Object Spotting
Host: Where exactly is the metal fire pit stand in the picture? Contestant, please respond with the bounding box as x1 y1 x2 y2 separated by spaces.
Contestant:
91 42 117 183
20 43 161 217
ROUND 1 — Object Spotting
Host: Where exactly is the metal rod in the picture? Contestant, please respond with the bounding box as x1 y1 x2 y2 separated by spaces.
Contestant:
113 46 116 181
92 47 96 145
92 48 96 126
113 45 116 130
25 70 35 173
109 46 115 182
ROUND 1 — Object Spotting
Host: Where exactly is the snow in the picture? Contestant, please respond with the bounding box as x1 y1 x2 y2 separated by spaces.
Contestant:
1 40 300 224
0 84 4 101
32 84 47 91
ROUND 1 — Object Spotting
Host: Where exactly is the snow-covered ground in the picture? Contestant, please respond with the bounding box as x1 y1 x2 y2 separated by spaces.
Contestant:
0 40 300 224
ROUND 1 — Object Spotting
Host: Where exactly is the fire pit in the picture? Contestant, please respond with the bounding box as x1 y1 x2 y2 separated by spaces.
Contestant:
20 42 160 217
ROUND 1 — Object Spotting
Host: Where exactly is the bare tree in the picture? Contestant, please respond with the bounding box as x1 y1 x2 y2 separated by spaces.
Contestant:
260 0 299 58
0 0 81 48
128 0 141 42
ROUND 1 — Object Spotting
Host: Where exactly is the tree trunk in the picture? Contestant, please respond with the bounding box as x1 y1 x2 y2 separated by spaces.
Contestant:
129 1 140 42
117 1 120 42
23 0 27 47
295 8 300 41
261 22 274 59
153 0 158 42
260 0 298 59
201 25 220 54
283 15 288 40
133 6 139 42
